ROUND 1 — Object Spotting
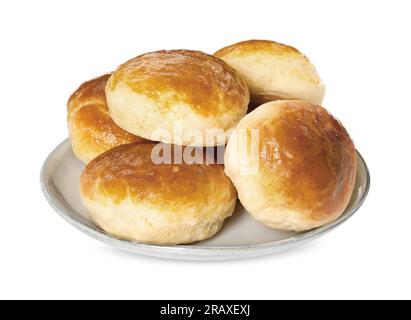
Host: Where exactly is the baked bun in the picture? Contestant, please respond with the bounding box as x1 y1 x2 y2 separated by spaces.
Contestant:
67 74 145 163
80 142 237 244
224 100 356 231
214 40 325 108
106 50 249 146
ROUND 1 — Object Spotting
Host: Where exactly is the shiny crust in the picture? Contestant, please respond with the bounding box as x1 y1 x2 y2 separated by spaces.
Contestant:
80 142 237 244
107 50 249 117
80 142 234 204
214 40 325 106
224 100 356 231
215 40 302 58
67 74 144 163
105 50 249 146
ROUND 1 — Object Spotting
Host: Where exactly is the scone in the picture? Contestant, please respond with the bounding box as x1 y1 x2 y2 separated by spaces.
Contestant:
67 74 145 163
80 142 237 244
106 50 250 146
224 100 356 231
215 40 325 108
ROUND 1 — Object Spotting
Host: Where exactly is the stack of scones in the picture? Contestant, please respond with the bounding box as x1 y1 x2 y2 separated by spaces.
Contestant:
67 40 356 244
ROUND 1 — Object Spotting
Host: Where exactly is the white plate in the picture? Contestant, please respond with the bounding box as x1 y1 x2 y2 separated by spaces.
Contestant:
40 139 370 261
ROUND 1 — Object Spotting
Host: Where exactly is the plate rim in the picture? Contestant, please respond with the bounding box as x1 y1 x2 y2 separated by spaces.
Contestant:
40 138 370 255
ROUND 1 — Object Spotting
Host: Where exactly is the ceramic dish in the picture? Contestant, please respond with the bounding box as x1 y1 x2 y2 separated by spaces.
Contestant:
40 139 370 261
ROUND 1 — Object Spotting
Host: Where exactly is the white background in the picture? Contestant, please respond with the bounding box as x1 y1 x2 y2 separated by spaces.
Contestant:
1 0 410 299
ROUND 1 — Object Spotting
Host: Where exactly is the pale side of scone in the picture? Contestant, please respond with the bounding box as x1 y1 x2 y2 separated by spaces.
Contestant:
105 50 250 147
67 74 145 163
214 40 325 107
80 142 237 244
224 100 356 232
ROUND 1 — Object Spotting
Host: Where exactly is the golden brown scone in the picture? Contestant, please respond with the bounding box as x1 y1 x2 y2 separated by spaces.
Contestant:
80 142 237 244
214 40 325 108
224 100 356 231
67 74 145 163
106 50 249 146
